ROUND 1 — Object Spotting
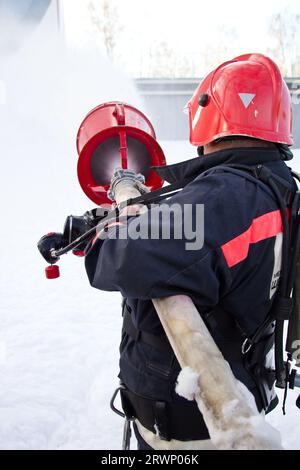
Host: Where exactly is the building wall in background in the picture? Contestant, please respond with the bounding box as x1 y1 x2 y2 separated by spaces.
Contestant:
136 78 300 148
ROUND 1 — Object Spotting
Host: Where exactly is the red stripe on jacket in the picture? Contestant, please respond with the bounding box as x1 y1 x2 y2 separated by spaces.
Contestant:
221 210 283 268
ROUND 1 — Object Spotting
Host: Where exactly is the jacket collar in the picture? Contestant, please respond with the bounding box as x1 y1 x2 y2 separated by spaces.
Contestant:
153 147 286 184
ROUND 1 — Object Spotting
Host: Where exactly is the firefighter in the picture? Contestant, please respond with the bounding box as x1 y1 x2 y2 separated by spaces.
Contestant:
40 53 296 449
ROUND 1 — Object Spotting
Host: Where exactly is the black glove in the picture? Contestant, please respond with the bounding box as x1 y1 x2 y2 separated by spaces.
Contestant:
37 233 67 264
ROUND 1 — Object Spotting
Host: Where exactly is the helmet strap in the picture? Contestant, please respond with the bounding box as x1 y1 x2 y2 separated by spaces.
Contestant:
197 146 204 156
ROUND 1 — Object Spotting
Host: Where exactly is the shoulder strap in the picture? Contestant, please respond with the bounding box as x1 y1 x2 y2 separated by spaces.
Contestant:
120 162 294 209
118 178 189 210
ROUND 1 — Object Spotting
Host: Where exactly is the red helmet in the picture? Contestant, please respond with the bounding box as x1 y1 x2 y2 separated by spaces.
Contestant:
187 53 293 147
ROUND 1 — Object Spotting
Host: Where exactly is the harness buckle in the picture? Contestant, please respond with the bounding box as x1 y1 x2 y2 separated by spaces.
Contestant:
242 337 253 355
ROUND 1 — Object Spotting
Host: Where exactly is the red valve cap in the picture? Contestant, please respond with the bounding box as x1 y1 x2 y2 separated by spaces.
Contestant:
45 265 60 279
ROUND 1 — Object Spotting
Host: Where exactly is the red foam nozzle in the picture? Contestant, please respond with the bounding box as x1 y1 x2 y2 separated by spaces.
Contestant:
45 265 60 279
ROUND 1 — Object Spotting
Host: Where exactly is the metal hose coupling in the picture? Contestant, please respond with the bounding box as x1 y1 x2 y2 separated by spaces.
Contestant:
107 168 147 201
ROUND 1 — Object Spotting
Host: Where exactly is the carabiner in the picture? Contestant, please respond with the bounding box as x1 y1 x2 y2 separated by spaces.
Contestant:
110 385 126 418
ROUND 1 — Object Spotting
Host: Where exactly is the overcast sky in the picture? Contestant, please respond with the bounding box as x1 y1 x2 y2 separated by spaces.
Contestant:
62 0 300 77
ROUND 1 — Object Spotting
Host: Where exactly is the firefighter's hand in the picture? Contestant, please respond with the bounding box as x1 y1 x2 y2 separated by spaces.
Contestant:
37 233 66 264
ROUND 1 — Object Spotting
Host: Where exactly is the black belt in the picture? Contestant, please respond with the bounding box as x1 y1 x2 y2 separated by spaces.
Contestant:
119 386 210 442
122 310 172 354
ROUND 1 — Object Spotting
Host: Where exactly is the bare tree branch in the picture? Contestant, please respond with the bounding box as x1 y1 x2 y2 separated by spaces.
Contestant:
140 40 195 78
88 0 123 61
268 9 300 76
